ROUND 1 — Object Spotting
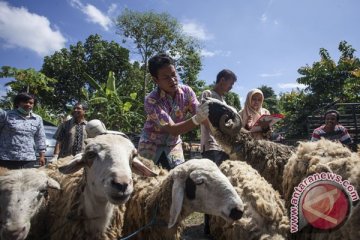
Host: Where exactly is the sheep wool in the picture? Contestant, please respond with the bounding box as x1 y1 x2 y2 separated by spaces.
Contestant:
210 160 289 240
47 169 125 240
122 158 245 240
283 139 360 240
122 164 184 240
211 126 294 195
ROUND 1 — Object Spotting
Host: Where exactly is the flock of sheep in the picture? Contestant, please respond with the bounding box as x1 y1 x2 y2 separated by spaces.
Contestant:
0 97 359 239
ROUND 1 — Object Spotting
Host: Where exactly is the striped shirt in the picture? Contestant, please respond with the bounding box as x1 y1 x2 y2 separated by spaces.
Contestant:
311 124 352 145
0 109 46 161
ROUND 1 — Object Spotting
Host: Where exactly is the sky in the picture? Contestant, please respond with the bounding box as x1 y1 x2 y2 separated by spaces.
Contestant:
1 0 359 105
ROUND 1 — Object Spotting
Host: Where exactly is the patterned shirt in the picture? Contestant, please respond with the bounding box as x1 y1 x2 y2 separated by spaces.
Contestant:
311 124 352 145
55 118 87 158
0 109 46 161
138 85 199 167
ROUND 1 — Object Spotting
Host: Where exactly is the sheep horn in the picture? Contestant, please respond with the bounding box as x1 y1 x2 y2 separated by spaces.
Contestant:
219 114 242 137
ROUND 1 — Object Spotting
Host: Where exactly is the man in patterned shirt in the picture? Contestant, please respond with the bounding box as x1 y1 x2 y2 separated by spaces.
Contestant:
138 53 209 170
0 93 46 169
54 102 88 158
311 109 353 146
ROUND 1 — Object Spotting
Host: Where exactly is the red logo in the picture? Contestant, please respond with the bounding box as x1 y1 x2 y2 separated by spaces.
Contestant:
301 183 350 230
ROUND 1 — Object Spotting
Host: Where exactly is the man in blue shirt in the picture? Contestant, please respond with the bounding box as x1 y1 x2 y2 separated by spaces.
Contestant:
0 93 46 169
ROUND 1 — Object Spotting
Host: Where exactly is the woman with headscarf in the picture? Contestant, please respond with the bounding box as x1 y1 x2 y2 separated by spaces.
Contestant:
239 89 271 140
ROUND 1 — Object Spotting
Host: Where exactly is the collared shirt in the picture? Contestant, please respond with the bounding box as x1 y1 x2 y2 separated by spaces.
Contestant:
200 89 225 152
0 109 46 161
311 124 353 145
56 118 87 158
138 85 199 166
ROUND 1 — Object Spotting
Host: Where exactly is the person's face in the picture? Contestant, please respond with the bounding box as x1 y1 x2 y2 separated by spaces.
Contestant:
325 113 338 129
18 99 34 111
220 78 235 93
72 104 85 119
153 64 178 97
250 93 263 110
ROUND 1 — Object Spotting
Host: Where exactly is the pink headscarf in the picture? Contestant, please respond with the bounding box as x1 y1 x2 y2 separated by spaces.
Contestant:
239 89 270 135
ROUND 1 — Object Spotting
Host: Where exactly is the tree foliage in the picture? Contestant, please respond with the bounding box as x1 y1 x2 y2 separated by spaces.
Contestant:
40 34 136 111
83 71 144 132
258 85 280 114
278 41 360 138
115 9 204 97
0 66 56 96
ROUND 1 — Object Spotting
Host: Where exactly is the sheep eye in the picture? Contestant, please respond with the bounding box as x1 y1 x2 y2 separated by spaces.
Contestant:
195 179 204 185
86 151 97 159
39 189 48 198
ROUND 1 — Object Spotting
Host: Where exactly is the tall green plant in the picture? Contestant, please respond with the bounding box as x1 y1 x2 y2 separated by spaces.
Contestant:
84 71 144 132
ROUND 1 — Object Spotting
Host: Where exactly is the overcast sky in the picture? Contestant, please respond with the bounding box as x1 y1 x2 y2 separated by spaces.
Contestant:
1 0 359 105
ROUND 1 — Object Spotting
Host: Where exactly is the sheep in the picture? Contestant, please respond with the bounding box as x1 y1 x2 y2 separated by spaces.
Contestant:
209 160 289 240
121 158 245 240
0 168 60 240
205 98 360 239
0 155 87 240
205 97 294 195
283 139 360 239
46 134 156 240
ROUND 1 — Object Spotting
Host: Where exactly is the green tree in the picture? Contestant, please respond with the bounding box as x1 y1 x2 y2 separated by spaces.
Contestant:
278 41 360 139
0 66 56 95
224 92 241 111
297 41 360 105
258 85 280 114
41 34 135 111
278 90 310 138
115 9 204 98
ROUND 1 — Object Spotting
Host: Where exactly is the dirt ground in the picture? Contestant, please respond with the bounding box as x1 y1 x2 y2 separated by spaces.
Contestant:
181 212 213 240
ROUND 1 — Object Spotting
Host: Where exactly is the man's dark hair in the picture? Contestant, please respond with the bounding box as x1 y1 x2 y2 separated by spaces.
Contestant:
216 69 237 83
148 53 175 78
13 92 36 108
324 109 340 121
74 102 88 111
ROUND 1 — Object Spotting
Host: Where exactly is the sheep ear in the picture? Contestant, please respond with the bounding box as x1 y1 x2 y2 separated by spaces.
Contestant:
168 174 185 228
59 154 85 174
47 177 60 190
132 158 157 177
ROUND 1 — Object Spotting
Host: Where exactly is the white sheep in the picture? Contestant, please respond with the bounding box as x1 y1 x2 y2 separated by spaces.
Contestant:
209 160 289 240
46 134 156 240
283 139 360 239
0 168 60 240
121 158 244 240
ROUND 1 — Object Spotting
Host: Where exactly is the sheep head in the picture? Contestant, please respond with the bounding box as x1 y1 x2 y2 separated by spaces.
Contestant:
205 97 242 137
59 134 156 205
0 169 60 240
168 159 244 228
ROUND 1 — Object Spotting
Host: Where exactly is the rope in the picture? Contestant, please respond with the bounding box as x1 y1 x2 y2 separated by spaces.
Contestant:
119 204 164 240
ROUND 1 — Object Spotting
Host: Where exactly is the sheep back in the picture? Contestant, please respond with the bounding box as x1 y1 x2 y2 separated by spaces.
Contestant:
210 160 289 240
283 139 360 239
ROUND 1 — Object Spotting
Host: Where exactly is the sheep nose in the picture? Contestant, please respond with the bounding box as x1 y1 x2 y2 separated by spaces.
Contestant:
111 180 128 193
229 207 243 220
